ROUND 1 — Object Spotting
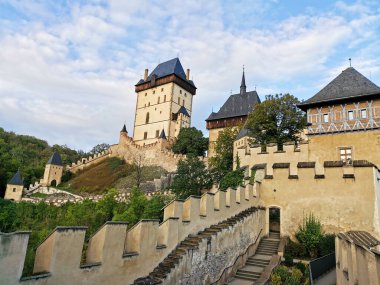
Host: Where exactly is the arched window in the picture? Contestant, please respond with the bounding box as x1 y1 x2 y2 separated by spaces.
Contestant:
146 112 150 124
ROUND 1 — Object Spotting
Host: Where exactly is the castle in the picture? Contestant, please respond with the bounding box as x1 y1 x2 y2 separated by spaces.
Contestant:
1 60 380 285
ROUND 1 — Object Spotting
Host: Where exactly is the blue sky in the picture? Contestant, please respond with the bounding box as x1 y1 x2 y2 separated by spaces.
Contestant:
1 0 380 151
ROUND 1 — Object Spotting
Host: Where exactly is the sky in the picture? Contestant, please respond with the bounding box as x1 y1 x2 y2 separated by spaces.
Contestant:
1 0 380 151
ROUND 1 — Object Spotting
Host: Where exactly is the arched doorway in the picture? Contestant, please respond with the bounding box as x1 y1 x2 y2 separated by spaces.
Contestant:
50 180 57 187
269 207 280 234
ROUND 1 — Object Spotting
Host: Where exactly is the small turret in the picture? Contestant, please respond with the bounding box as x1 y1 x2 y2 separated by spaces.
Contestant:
41 151 64 187
119 124 129 145
240 67 247 95
4 170 24 201
159 129 167 140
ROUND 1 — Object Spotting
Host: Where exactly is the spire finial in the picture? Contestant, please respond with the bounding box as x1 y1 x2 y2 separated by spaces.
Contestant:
349 58 352 67
240 66 247 95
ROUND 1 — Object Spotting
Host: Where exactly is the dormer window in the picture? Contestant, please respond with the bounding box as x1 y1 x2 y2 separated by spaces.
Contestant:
361 109 367 119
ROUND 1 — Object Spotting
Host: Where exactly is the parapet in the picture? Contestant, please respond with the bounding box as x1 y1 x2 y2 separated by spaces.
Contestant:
0 184 260 285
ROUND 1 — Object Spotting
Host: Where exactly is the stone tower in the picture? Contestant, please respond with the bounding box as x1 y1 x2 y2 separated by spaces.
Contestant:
4 170 24 201
41 151 63 187
133 58 197 145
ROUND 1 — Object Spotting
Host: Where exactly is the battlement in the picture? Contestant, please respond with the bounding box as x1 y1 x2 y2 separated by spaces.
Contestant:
0 184 260 285
66 150 111 174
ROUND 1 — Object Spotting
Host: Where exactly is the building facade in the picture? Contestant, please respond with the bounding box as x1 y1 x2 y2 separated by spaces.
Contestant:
40 151 64 187
4 170 24 201
206 70 261 157
133 58 196 145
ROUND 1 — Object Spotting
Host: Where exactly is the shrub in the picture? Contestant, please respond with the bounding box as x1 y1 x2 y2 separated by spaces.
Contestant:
286 240 307 258
61 170 73 183
295 262 306 274
319 234 335 256
273 265 290 281
291 268 303 282
285 274 301 285
284 250 294 266
270 273 282 285
295 214 324 258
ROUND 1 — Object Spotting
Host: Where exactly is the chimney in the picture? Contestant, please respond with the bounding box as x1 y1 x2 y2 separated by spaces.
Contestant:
144 69 148 81
186 69 190 80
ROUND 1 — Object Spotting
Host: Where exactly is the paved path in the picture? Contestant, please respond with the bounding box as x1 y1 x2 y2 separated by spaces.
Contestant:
314 269 336 285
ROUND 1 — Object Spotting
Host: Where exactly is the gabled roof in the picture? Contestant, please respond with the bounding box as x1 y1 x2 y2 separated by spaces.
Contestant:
298 67 380 110
159 129 167 139
206 91 261 121
47 151 63 166
136 58 196 87
177 106 190 117
8 170 23 186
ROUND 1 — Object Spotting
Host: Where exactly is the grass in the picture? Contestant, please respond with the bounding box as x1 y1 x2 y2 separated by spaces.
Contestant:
29 192 49 198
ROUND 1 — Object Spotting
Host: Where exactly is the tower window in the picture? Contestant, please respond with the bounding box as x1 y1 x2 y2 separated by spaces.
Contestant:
178 97 180 105
180 90 182 94
157 97 160 104
146 112 150 124
185 93 187 97
182 99 185 106
156 130 159 137
323 114 329 123
148 102 150 106
145 93 147 96
161 88 164 92
153 90 155 94
164 95 166 102
339 147 352 164
13 188 16 192
348 111 354 120
361 109 367 119
144 132 148 139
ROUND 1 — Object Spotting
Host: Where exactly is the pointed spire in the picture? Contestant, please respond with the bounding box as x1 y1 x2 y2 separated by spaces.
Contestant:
47 151 63 166
121 124 127 133
8 170 23 186
240 65 246 95
159 129 167 139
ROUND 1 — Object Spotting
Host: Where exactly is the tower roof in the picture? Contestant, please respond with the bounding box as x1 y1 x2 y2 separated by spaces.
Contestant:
121 124 127 133
298 67 380 110
177 106 190 117
47 151 63 166
135 58 196 88
240 69 246 95
8 170 23 186
159 129 167 139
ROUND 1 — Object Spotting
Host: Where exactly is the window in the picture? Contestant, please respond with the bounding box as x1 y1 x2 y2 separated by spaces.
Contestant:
182 99 185 106
148 102 150 106
180 90 182 94
161 88 164 92
340 147 352 164
156 130 159 137
348 110 354 120
144 132 148 139
145 93 147 96
153 90 155 94
361 109 367 119
13 188 16 192
157 97 160 104
178 97 180 104
185 93 187 97
164 95 166 102
145 112 150 124
323 114 329 123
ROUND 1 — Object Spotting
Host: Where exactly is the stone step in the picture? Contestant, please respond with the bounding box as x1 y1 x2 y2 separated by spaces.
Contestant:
236 271 261 278
246 260 269 265
247 257 269 262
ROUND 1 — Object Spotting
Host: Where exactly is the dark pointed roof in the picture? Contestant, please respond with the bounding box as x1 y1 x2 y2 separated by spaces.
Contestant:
177 106 190 117
136 58 196 87
159 129 166 139
206 90 261 121
298 67 380 110
121 124 127 133
47 151 63 166
8 170 23 186
240 69 246 95
236 128 249 140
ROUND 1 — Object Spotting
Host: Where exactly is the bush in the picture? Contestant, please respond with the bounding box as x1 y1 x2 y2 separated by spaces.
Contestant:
273 265 290 281
270 273 282 285
291 268 303 282
284 250 294 266
219 169 244 190
285 274 301 285
295 214 324 258
295 262 306 274
286 240 307 258
61 170 73 183
320 234 335 256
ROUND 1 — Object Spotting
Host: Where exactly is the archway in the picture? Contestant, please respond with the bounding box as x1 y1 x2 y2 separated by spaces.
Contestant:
50 180 57 187
269 207 280 234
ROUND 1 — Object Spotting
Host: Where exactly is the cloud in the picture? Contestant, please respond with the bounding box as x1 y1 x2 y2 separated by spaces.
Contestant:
0 0 379 150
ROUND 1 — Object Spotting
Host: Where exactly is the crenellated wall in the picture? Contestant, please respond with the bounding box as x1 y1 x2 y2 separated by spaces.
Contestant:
255 161 380 238
0 184 262 285
66 150 111 174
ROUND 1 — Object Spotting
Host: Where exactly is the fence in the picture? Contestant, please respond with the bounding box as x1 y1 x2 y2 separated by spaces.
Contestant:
309 252 336 284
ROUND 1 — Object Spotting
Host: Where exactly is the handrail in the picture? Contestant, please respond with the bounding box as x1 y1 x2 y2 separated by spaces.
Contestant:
309 252 336 284
209 228 263 285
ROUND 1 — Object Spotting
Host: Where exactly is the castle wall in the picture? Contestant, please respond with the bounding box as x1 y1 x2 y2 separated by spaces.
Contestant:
256 164 380 238
4 184 23 201
66 150 110 174
41 164 63 186
0 184 261 285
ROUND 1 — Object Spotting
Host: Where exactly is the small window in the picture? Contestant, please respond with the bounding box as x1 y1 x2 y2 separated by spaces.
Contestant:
156 130 159 137
145 93 147 96
178 97 180 104
144 132 148 139
182 99 185 106
180 90 182 94
161 88 164 92
164 95 166 102
361 109 367 119
340 147 352 163
153 90 155 94
148 102 150 106
13 188 16 192
348 110 354 120
145 112 150 124
157 97 160 104
323 114 329 123
185 93 187 97
160 111 162 114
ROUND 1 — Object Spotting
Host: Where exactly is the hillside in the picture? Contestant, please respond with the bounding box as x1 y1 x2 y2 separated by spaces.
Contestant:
0 127 85 196
61 157 168 194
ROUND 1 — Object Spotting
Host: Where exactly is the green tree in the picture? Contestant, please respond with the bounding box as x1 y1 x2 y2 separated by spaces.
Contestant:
296 214 324 258
90 143 110 155
172 127 208 156
245 94 306 148
209 127 240 182
219 170 244 191
171 156 212 199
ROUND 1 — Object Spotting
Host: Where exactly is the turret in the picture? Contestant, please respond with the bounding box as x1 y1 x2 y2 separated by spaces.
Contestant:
41 151 63 187
119 124 129 145
4 170 24 201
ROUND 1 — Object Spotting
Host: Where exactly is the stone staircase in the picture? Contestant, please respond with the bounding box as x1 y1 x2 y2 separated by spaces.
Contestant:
133 207 259 285
227 232 280 284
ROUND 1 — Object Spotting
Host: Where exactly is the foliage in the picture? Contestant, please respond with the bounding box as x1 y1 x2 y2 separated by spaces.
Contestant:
0 127 85 196
273 265 290 281
272 265 308 285
284 249 294 266
90 143 110 155
295 262 307 274
208 127 240 182
295 214 324 258
285 240 308 258
61 170 74 183
245 94 307 147
171 155 212 199
219 169 244 191
172 127 208 156
271 273 282 285
319 234 335 256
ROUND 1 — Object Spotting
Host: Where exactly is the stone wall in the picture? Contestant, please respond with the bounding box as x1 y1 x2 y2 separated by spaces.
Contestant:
0 184 261 285
66 150 111 174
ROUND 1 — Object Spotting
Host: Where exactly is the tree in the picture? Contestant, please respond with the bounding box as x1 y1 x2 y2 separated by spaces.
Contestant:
296 214 324 258
90 143 110 155
171 155 212 199
245 94 306 148
208 127 240 182
172 127 208 156
219 169 244 191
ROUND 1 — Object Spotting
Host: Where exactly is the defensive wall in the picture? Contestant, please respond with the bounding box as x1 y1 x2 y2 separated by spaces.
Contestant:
66 150 111 174
254 160 380 238
0 183 264 285
336 231 380 285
